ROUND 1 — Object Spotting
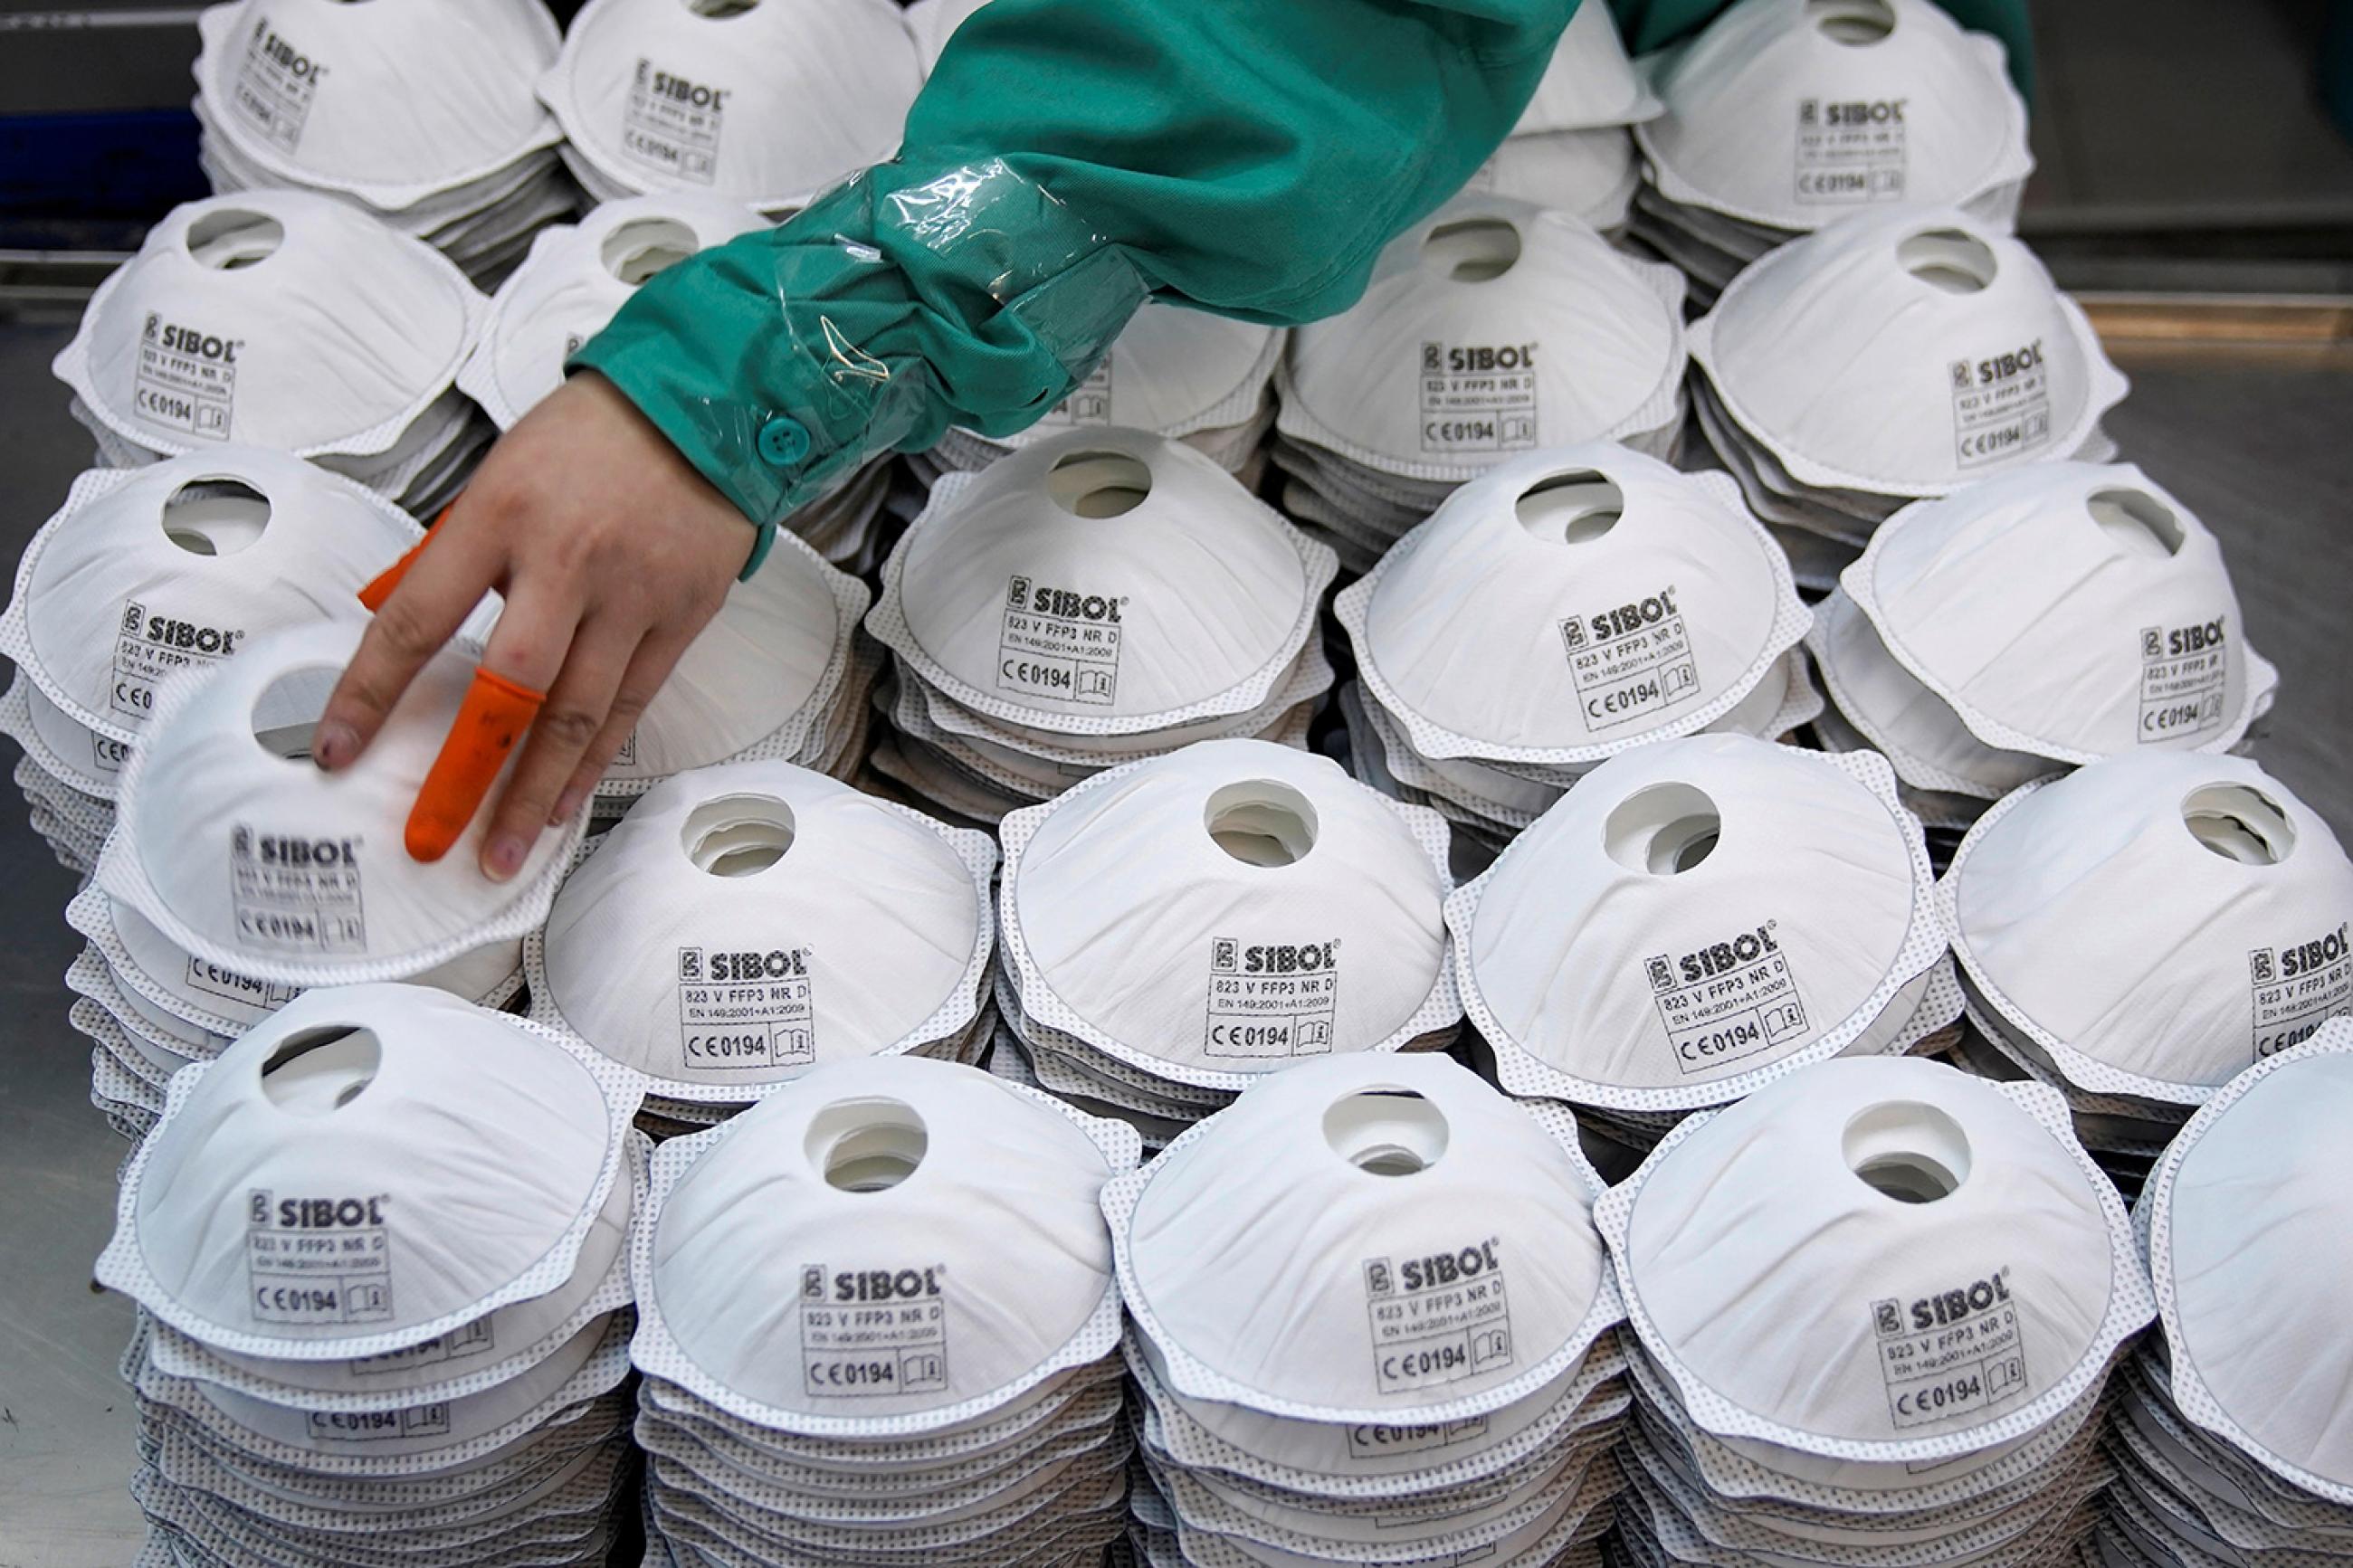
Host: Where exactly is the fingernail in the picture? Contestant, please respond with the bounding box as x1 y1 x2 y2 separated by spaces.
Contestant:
312 720 358 771
483 833 529 882
550 785 586 827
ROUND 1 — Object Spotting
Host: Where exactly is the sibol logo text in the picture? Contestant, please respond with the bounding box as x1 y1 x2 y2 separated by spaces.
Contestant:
1399 1239 1502 1294
138 613 243 656
145 315 243 364
253 1193 387 1230
1583 586 1679 642
646 66 727 110
1821 98 1906 125
1678 924 1778 984
1024 585 1123 623
705 948 808 984
2281 925 2350 979
1442 344 1538 373
2162 619 2227 657
1972 340 2043 385
249 21 328 82
1243 941 1338 975
239 832 362 868
1906 1269 2011 1331
832 1267 943 1302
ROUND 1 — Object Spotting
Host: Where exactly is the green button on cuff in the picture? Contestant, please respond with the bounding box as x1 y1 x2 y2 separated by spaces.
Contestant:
757 415 811 467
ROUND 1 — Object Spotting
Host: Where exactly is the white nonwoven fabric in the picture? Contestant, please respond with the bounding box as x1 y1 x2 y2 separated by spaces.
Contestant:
999 739 1460 1090
1105 1052 1622 1425
53 191 485 461
0 452 418 748
1688 207 2128 496
1335 442 1808 766
97 622 581 985
96 984 637 1360
1599 1055 2151 1461
535 760 995 1096
633 1055 1138 1434
1452 735 1943 1108
1278 195 1687 482
540 0 921 212
1634 0 2033 231
1462 128 1643 233
460 193 767 429
1512 0 1662 134
1848 462 2274 765
1948 755 2353 1105
193 0 563 209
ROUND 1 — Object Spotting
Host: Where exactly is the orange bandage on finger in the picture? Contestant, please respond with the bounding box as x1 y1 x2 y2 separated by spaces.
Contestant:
358 507 452 613
404 666 546 864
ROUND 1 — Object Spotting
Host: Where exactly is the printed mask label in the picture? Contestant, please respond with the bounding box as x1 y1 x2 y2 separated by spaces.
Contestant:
1558 586 1700 732
230 826 367 955
623 59 726 185
799 1264 950 1398
1363 1240 1516 1394
675 946 815 1072
1035 358 1113 426
1205 936 1338 1059
231 17 324 154
2251 924 2353 1059
1419 341 1539 455
1346 1415 1493 1461
182 953 300 1012
1949 341 2052 470
1648 923 1810 1075
244 1189 393 1326
2138 618 2229 744
348 1319 493 1377
307 1404 450 1443
996 575 1124 707
111 602 243 725
1795 96 1908 205
134 314 240 442
90 730 129 777
1871 1268 2028 1430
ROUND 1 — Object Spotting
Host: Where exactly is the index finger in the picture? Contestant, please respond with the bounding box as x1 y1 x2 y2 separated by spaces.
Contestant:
314 517 503 772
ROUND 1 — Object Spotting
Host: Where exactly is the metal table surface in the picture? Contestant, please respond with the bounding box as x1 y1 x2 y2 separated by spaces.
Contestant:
1 322 2349 1566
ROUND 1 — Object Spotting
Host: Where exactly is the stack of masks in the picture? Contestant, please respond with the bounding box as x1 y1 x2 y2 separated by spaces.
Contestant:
1457 0 1662 233
529 760 998 1136
1628 0 2034 304
579 527 877 827
993 741 1462 1146
1106 1054 1631 1566
96 984 647 1567
1447 734 1957 1155
1686 208 2130 588
540 0 921 214
631 1056 1140 1567
192 0 575 285
1332 443 1816 858
910 303 1285 489
865 428 1335 823
1940 754 2352 1195
53 192 495 518
1272 194 1688 573
1809 463 2278 848
2108 1024 2353 1566
1598 1056 2153 1568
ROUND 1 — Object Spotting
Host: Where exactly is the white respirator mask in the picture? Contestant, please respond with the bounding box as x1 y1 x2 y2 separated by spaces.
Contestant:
1944 754 2353 1105
54 191 484 462
540 0 922 212
96 984 640 1361
1844 462 2276 765
1277 195 1688 482
460 192 767 428
1511 0 1661 135
631 1056 1138 1434
1451 734 1950 1111
96 623 581 985
1688 208 2127 497
1462 128 1644 233
531 761 996 1098
1634 0 2032 231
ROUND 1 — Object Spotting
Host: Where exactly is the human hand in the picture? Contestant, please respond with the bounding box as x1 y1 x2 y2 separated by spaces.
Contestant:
316 371 754 879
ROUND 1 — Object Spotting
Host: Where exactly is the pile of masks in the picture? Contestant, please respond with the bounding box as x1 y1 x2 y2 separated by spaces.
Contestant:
1940 754 2350 1194
865 428 1335 823
54 191 496 518
1627 0 2034 305
1271 193 1688 573
1107 1054 1631 1566
1809 463 2278 850
1447 733 1958 1155
1686 208 2130 589
541 0 921 214
528 760 998 1136
993 740 1462 1145
96 984 647 1567
1332 443 1816 858
192 0 575 284
631 1055 1140 1567
909 303 1285 489
1455 0 1661 233
1598 1056 2153 1568
2104 1023 2353 1566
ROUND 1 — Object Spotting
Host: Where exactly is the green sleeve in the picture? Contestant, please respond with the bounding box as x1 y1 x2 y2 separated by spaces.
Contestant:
573 0 1581 553
1604 0 2034 96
